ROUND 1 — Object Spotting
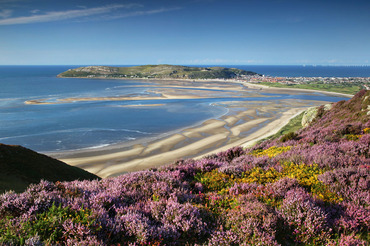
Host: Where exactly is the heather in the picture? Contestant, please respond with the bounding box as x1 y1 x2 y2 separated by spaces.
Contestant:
0 90 369 245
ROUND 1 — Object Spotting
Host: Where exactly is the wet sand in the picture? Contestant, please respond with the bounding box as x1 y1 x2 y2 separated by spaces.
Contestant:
49 97 331 178
25 80 258 105
47 79 351 178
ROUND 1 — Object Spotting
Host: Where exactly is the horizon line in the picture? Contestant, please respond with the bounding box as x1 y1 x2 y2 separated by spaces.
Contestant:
1 64 370 67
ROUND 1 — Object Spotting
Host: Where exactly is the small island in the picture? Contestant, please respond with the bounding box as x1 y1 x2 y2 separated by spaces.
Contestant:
57 64 259 80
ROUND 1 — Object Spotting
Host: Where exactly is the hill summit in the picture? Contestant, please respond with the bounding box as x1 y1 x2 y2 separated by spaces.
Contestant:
57 64 259 79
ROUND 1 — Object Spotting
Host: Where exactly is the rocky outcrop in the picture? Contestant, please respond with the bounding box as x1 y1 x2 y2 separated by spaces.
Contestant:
301 104 333 127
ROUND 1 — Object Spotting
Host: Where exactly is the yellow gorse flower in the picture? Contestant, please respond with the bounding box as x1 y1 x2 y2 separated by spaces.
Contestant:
252 146 292 158
196 153 343 206
345 134 363 141
236 162 342 203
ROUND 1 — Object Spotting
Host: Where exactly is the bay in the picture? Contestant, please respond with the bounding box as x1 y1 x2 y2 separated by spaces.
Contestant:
0 65 355 152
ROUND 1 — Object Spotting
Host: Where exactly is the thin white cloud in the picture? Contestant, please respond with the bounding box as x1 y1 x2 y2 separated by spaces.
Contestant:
105 7 182 20
0 9 12 18
30 9 40 14
0 4 140 25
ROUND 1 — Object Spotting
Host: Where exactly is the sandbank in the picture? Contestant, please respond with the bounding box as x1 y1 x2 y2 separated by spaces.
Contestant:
46 79 350 178
51 98 329 178
24 80 255 105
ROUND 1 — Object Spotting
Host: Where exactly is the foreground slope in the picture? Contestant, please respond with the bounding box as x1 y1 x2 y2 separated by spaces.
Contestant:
0 90 369 245
0 144 100 193
57 64 258 79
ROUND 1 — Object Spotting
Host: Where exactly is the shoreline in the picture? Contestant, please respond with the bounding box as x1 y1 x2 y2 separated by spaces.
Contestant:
58 76 355 98
50 98 331 178
25 78 352 105
45 79 352 178
195 107 305 159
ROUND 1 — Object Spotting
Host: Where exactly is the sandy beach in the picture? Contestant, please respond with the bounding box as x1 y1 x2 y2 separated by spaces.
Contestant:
48 80 350 178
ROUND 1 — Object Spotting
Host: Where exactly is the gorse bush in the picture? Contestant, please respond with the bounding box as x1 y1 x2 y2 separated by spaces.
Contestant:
0 90 369 245
252 146 292 158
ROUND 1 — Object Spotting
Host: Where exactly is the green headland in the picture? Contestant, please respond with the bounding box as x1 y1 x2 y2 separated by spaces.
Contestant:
57 64 259 79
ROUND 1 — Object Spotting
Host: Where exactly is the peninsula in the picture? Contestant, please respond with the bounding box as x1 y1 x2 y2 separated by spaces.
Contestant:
57 64 259 79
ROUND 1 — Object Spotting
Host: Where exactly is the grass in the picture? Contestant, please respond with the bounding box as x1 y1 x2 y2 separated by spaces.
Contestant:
257 111 305 143
259 82 363 95
273 111 305 137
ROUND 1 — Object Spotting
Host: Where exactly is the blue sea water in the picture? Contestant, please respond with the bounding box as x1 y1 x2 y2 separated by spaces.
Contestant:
0 65 363 152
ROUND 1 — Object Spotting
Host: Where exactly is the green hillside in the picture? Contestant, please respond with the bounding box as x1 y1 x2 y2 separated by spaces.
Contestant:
58 64 258 79
0 144 100 193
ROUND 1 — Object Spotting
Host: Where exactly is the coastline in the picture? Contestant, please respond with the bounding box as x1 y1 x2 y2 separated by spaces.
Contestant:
48 81 340 178
57 75 356 98
25 78 353 105
46 78 353 178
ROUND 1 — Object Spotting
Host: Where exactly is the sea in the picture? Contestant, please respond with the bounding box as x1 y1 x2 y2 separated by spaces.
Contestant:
0 65 368 152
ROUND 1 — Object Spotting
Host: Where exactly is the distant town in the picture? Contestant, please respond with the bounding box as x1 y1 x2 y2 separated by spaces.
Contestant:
241 74 369 84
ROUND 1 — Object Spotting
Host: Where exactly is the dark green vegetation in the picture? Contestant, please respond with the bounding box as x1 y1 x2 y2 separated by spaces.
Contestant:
58 65 258 79
259 81 365 95
0 144 100 193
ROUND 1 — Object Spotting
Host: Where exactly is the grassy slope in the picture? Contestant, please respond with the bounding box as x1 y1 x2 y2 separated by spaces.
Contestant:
261 111 305 142
267 89 369 140
0 144 100 193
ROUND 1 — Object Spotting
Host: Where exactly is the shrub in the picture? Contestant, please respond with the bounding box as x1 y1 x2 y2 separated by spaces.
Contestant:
280 132 299 142
279 188 331 244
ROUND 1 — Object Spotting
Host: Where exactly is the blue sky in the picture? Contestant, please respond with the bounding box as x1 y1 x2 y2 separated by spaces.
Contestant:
0 0 369 65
